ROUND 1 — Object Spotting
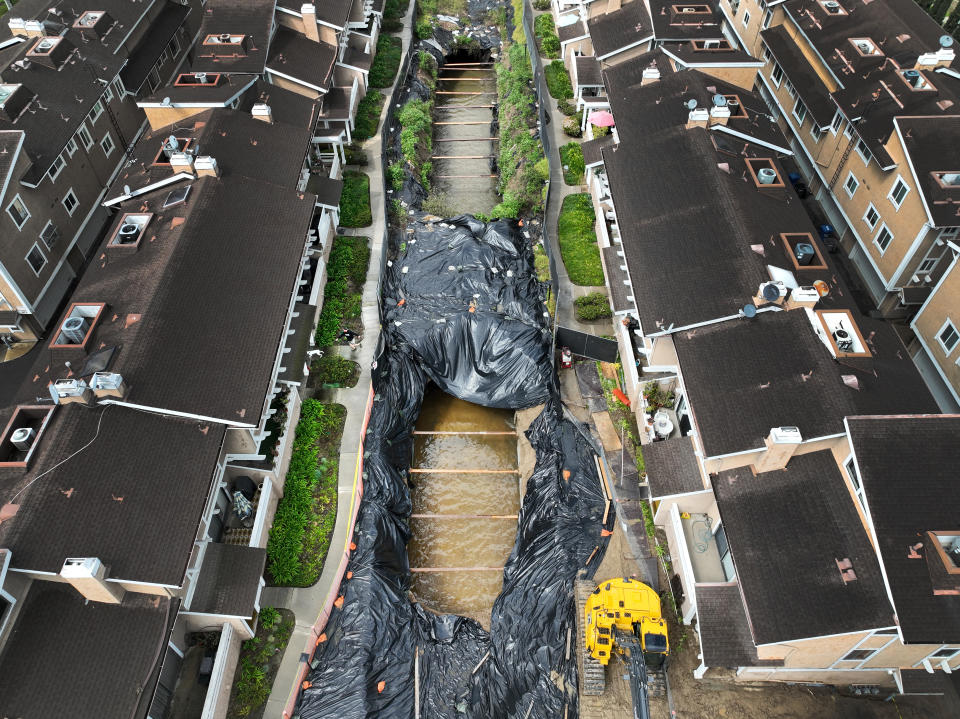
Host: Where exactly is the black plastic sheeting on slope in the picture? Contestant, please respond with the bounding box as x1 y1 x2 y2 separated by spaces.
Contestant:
297 215 610 719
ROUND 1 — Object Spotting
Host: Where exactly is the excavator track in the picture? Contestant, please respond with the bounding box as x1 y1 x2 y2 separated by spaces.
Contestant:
576 579 606 696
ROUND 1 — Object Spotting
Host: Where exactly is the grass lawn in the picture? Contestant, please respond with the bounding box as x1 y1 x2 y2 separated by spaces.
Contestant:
369 35 402 88
544 60 573 100
557 193 604 286
559 142 584 185
353 91 384 141
340 171 372 227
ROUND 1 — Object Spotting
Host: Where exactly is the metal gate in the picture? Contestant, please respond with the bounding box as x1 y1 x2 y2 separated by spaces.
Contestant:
555 326 619 362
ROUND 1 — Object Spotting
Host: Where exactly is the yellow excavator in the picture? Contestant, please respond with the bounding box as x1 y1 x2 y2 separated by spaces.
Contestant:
583 577 669 719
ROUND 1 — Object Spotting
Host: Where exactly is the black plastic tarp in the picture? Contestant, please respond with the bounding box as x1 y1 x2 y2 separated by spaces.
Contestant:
297 215 610 718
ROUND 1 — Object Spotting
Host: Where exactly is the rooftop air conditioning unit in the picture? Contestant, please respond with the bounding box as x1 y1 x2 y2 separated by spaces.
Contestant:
195 72 208 83
91 372 123 390
942 173 960 186
833 325 854 352
61 315 89 344
712 94 727 107
824 1 841 12
10 426 36 451
857 41 872 54
162 135 179 158
795 242 816 265
757 168 778 184
218 33 231 43
117 222 140 243
903 69 923 88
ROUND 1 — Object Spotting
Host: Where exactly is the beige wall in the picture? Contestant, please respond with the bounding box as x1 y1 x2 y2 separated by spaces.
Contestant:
692 64 760 91
913 257 960 394
144 106 210 132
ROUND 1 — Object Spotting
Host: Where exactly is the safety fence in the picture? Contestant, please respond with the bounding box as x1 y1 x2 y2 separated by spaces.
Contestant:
280 386 374 719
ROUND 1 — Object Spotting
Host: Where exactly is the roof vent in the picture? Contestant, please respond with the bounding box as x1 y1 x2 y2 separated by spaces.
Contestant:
756 280 787 305
758 168 777 184
196 72 209 83
10 427 35 452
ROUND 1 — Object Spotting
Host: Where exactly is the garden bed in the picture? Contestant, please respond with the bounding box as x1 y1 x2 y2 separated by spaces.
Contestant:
308 354 360 389
353 91 384 141
340 171 372 227
544 59 572 100
266 401 347 586
574 291 611 321
533 13 560 58
226 608 295 719
369 34 402 88
557 193 604 285
315 235 370 347
559 142 584 185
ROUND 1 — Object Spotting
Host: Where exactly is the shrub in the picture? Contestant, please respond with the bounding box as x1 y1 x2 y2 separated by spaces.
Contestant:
340 171 372 227
562 116 582 137
310 354 359 387
267 401 343 585
344 143 367 166
559 141 584 185
490 192 522 219
557 193 604 285
354 90 384 140
593 125 612 137
315 236 370 346
544 59 573 99
533 0 551 9
388 161 405 191
541 34 560 57
369 34 402 88
534 156 550 182
557 98 576 116
534 13 555 37
384 0 405 19
259 607 280 628
416 16 433 38
574 292 612 321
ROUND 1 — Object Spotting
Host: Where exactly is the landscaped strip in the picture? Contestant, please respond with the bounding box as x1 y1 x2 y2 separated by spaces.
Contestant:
353 90 385 141
340 171 372 227
315 235 371 347
266 401 346 586
559 141 584 185
533 12 560 58
544 59 572 100
557 193 604 285
227 607 295 718
369 34 403 88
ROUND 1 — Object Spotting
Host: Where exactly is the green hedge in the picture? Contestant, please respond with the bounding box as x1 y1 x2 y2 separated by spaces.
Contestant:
315 236 371 346
534 13 555 37
545 59 573 100
559 141 584 185
309 354 360 387
369 35 402 88
354 91 384 141
558 193 604 285
340 171 372 227
267 401 344 585
574 291 612 321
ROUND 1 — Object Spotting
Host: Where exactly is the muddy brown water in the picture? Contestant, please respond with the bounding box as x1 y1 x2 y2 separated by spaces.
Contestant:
408 387 520 621
432 65 499 216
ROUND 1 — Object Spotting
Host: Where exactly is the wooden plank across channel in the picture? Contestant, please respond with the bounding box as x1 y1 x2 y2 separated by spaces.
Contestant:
434 121 489 125
408 468 519 474
412 430 516 435
430 155 496 160
410 513 519 519
409 567 504 572
434 137 499 142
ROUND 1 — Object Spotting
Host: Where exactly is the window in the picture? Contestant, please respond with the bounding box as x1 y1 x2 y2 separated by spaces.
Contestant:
845 457 865 509
47 152 66 182
103 84 113 103
792 98 807 124
856 138 872 165
76 123 93 150
147 66 161 93
810 123 825 142
100 133 115 157
874 224 893 254
167 35 181 57
6 195 29 229
844 122 854 139
25 244 46 275
932 647 960 659
762 8 773 28
830 110 844 135
938 320 959 354
62 188 79 216
889 177 909 209
761 45 771 62
940 227 960 242
863 204 880 230
89 100 104 123
917 247 945 275
844 172 859 198
112 77 125 98
713 524 736 580
843 649 876 661
785 78 796 98
742 10 750 27
0 289 10 310
65 137 78 157
771 62 783 87
39 220 60 249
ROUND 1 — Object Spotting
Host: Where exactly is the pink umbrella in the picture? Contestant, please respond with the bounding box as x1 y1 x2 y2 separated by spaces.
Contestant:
588 110 615 127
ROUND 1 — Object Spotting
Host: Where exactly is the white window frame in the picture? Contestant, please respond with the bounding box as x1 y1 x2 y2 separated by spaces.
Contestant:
62 188 79 216
167 35 181 57
936 319 959 355
762 8 773 28
65 137 78 157
844 172 859 199
47 152 66 182
89 100 104 123
761 45 771 63
863 203 880 231
785 78 796 98
810 123 824 142
939 227 960 242
856 138 872 166
917 246 945 276
742 10 751 27
112 77 125 98
792 97 807 124
0 288 11 311
873 223 893 255
100 132 115 158
0 589 16 639
771 62 783 87
6 194 30 230
25 243 46 276
830 110 844 135
147 66 162 93
844 455 865 510
39 219 59 250
843 122 854 139
888 176 909 210
713 522 736 582
76 123 93 151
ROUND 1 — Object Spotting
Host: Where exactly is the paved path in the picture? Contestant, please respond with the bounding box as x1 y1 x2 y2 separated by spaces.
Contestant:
263 3 415 715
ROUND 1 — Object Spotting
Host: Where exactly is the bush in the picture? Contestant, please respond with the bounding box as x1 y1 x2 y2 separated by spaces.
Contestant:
310 354 359 387
369 34 402 88
388 161 405 191
541 34 560 57
559 141 584 185
574 292 612 321
344 143 367 166
354 90 384 140
385 0 405 19
534 13 555 37
340 171 372 227
416 16 433 38
544 59 573 99
557 193 604 285
557 98 576 116
267 401 344 585
534 156 550 182
593 125 612 138
562 115 582 137
315 236 370 346
533 0 551 9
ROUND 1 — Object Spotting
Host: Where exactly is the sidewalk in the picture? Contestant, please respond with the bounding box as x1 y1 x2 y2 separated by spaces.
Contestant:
262 2 415 715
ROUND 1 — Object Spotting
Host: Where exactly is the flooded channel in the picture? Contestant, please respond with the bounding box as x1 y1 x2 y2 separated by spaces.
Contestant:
408 386 520 623
432 61 499 216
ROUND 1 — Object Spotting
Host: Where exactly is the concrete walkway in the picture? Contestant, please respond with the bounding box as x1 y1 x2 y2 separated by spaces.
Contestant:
534 9 612 335
262 2 415 715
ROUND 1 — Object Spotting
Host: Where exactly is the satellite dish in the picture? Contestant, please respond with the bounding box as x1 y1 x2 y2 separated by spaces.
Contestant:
742 304 757 318
123 184 131 195
941 35 955 49
712 93 727 107
684 98 697 110
162 96 171 106
762 283 781 302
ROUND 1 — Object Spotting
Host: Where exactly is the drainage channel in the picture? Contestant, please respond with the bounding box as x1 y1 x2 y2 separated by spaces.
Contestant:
431 61 499 215
407 386 520 627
